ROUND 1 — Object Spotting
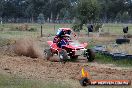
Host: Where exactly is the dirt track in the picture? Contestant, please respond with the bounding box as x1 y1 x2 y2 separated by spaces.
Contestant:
0 54 132 87
0 37 132 88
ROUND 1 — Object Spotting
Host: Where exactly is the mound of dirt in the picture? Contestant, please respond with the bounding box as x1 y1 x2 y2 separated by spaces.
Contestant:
14 38 43 58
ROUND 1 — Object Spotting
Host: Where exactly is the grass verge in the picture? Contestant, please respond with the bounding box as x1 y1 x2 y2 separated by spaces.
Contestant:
95 53 132 67
0 74 71 88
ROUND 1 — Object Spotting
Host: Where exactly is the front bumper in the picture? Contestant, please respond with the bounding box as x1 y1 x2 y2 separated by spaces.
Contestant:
73 49 87 56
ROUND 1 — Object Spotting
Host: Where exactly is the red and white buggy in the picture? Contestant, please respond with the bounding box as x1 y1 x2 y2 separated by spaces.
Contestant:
44 28 95 62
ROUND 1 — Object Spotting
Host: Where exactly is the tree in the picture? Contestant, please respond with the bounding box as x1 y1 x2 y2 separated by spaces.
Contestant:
121 12 130 22
0 0 131 23
116 12 122 22
127 0 132 18
37 13 45 24
49 0 71 22
0 0 4 17
24 0 48 22
73 0 100 31
98 0 131 22
0 0 5 24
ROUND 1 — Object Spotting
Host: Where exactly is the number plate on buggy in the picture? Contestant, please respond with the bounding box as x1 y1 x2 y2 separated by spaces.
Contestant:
75 50 84 55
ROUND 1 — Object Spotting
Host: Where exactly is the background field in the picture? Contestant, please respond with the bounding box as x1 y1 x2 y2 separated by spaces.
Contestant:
0 23 132 39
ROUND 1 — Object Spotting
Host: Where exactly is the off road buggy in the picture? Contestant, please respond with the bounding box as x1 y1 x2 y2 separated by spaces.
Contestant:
44 28 95 62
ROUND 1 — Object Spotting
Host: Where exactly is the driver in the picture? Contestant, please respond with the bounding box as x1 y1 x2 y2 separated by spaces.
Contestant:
59 34 70 48
53 28 71 48
53 29 65 44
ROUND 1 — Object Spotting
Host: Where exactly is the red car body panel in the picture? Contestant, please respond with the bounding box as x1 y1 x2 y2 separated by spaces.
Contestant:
65 43 88 50
47 41 60 52
47 41 88 51
59 28 71 31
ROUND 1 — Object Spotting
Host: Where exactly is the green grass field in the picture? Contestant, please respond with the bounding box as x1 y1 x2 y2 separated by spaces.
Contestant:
0 23 72 39
95 53 132 67
0 23 132 39
103 23 132 34
0 74 71 88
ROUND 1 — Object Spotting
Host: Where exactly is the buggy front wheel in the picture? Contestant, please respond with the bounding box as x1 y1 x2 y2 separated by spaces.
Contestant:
44 49 53 60
86 49 95 62
59 49 68 62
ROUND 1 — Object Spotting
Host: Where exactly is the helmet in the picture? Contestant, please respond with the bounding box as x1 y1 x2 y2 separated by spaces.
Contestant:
56 28 72 36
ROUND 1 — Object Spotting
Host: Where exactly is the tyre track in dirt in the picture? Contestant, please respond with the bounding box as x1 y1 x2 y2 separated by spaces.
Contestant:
0 55 132 82
88 63 132 81
0 41 132 88
0 55 82 81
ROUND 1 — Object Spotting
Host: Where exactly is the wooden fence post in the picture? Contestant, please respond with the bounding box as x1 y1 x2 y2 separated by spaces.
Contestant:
41 25 43 37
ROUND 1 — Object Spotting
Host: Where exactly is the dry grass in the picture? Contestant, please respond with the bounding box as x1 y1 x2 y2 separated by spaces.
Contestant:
106 44 132 55
92 36 115 42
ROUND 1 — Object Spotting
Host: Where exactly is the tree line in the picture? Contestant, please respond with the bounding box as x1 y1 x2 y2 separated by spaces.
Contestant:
0 0 132 23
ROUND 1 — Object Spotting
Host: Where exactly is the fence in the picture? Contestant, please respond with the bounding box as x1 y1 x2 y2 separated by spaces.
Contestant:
0 18 73 24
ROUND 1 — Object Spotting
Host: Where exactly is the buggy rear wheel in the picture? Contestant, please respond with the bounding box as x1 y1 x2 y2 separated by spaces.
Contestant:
86 49 95 62
59 49 68 62
44 49 53 60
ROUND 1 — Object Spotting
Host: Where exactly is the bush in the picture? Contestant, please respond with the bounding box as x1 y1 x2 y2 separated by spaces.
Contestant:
9 25 37 32
0 37 15 47
9 26 19 31
9 24 29 31
126 34 132 38
18 24 29 31
28 27 37 32
0 28 4 31
94 23 103 32
72 24 80 32
0 25 4 31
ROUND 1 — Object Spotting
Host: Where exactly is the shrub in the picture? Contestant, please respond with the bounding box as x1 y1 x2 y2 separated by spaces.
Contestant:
19 24 29 31
94 23 103 32
0 37 15 47
9 24 29 31
28 27 37 32
126 34 132 38
0 28 4 31
9 26 19 31
72 24 80 32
